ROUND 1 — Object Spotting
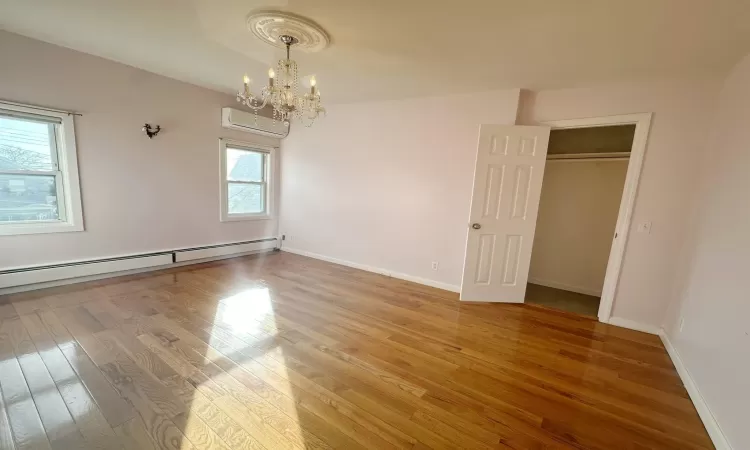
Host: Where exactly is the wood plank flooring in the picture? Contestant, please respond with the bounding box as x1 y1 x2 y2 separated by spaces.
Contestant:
525 284 600 318
0 251 712 449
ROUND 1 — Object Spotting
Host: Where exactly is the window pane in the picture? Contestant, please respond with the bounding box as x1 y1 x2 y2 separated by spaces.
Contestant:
226 148 264 182
0 174 59 222
228 183 264 214
0 115 56 171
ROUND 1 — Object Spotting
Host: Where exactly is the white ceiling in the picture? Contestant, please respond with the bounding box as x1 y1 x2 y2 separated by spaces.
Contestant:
2 0 749 104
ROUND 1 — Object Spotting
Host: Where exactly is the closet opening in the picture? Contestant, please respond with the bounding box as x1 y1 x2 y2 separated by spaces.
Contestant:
525 124 636 318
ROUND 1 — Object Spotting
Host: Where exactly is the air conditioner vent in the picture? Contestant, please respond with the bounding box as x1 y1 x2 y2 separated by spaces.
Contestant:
221 107 289 138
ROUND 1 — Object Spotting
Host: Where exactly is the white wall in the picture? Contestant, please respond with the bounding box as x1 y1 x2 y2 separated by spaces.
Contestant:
280 90 521 289
518 78 721 328
529 160 628 296
662 53 750 450
0 32 279 269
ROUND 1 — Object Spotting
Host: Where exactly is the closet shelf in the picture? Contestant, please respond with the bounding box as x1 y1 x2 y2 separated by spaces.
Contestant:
547 152 630 161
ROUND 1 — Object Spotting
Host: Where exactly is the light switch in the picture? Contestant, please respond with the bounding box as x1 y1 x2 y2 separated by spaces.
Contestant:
637 221 652 234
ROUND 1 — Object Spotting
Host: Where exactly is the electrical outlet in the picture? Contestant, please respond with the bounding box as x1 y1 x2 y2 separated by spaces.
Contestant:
679 317 685 332
281 234 286 240
431 261 439 271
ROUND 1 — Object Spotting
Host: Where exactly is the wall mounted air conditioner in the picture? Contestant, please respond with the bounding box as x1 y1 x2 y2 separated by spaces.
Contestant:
221 107 290 138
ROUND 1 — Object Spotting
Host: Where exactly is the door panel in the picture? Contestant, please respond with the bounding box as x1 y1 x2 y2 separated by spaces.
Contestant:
460 125 550 302
474 234 496 284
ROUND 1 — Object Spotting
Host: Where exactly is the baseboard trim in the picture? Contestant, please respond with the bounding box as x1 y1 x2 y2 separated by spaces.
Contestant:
659 329 733 450
0 249 277 296
282 247 461 293
527 277 602 297
0 239 277 295
607 316 660 335
174 240 276 262
0 254 173 292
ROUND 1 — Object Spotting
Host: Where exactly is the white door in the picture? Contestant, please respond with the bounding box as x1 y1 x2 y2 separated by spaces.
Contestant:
460 125 551 302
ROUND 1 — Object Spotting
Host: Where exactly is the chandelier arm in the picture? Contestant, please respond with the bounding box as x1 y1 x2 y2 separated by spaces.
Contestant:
244 95 269 110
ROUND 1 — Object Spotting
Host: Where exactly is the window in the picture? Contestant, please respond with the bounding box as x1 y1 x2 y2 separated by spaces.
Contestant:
220 139 275 221
0 103 83 235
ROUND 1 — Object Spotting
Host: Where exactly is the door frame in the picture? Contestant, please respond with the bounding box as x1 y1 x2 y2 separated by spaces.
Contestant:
541 113 653 323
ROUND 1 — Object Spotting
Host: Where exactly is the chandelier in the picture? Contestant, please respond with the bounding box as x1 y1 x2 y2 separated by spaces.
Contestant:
237 33 325 127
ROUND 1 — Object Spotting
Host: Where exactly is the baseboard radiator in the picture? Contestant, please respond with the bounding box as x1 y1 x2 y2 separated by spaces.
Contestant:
0 238 277 293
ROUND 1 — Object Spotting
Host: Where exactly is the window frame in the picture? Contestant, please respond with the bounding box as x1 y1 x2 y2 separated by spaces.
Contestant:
0 103 84 236
219 138 276 222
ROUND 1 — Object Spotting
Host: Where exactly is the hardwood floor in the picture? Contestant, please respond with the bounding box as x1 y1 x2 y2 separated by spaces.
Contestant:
524 284 600 318
0 251 712 449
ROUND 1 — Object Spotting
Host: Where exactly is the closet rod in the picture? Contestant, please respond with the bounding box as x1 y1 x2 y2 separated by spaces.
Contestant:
547 157 630 163
546 151 630 162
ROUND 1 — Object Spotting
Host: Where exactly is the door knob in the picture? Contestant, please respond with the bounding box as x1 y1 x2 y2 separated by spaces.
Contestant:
471 223 481 230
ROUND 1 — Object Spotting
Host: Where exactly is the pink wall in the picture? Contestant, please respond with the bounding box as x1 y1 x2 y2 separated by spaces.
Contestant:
663 53 750 449
280 90 521 289
518 78 721 328
0 32 279 269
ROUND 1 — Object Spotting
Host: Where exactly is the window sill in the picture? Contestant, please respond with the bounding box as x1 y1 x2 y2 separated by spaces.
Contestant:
220 214 274 223
0 221 84 236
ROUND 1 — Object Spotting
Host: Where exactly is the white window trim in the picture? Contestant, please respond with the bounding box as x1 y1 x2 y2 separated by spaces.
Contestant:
219 138 276 222
0 103 84 236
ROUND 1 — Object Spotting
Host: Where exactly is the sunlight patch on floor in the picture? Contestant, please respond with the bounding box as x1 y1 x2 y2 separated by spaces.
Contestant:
201 287 303 446
216 288 274 334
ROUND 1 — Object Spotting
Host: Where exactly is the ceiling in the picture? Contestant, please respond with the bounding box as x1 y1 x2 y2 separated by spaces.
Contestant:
2 0 749 104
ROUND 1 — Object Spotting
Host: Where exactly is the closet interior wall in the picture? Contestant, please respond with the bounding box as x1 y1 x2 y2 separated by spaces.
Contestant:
528 125 635 300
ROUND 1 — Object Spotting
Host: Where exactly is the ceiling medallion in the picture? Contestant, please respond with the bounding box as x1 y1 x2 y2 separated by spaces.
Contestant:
246 10 330 53
237 11 330 127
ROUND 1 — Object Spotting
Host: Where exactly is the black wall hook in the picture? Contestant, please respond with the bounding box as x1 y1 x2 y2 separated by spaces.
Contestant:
142 123 161 139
